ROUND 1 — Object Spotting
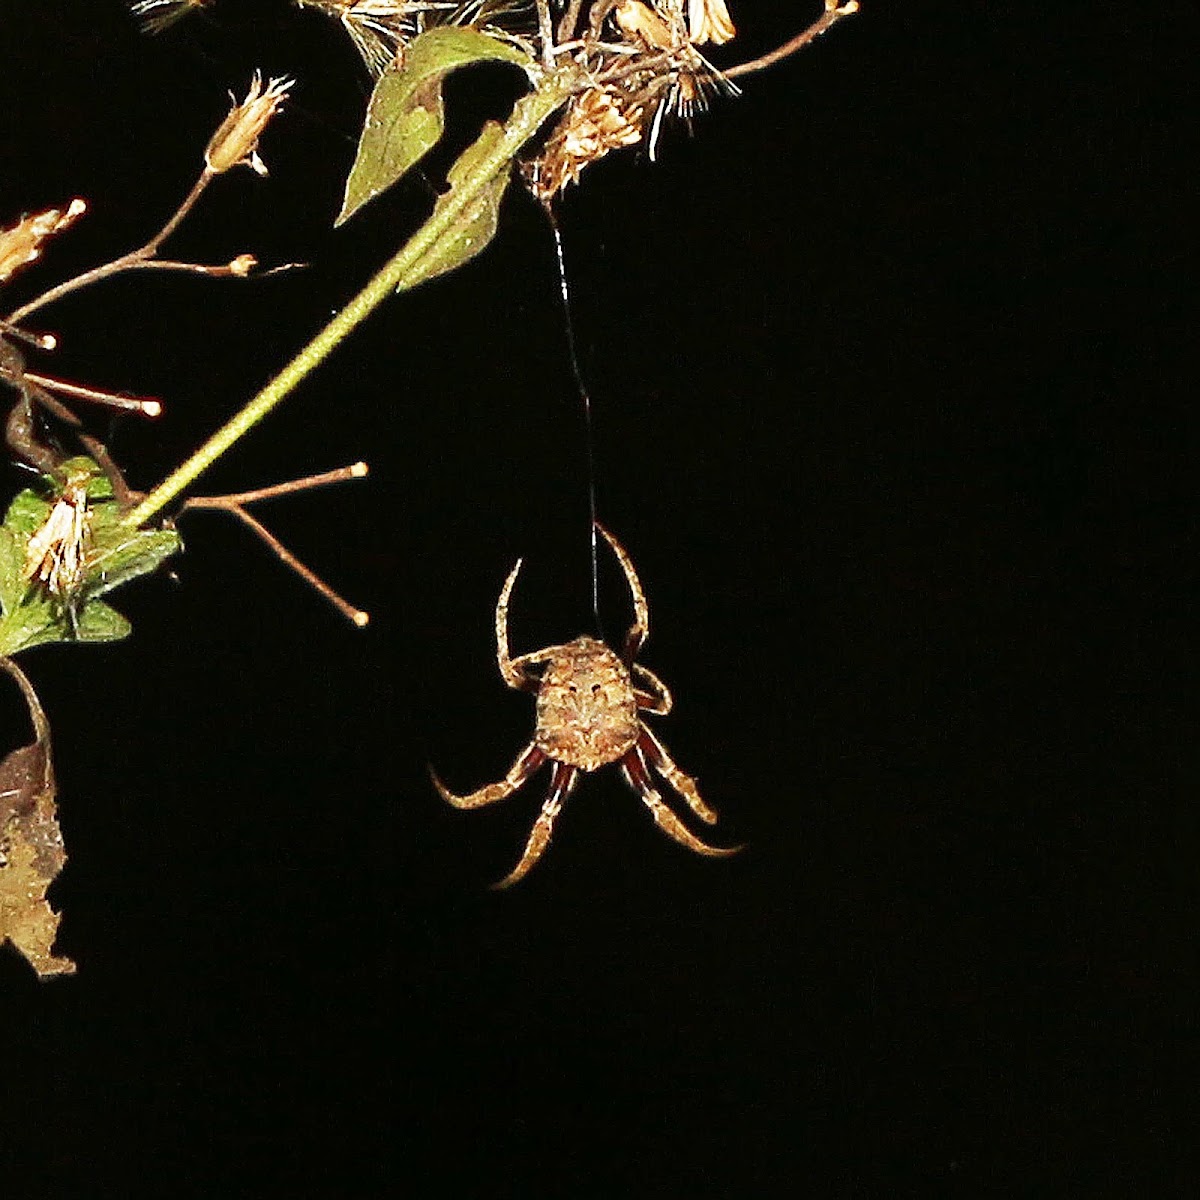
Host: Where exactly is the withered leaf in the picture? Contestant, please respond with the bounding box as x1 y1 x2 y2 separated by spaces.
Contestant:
0 656 74 978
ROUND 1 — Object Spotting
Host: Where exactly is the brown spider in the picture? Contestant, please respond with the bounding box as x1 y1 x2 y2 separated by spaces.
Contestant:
432 524 739 887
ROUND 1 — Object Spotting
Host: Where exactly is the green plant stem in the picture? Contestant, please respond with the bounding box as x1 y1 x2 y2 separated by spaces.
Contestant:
123 73 575 530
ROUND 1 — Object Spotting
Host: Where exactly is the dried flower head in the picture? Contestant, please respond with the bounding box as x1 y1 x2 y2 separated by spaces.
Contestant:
296 1 465 75
23 477 93 600
528 89 645 202
613 0 681 52
205 74 295 177
297 1 406 75
687 0 734 45
129 0 210 35
227 253 259 277
0 200 87 284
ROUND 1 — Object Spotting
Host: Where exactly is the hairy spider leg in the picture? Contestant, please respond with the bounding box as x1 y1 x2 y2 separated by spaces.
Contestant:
494 760 579 888
495 558 563 692
595 523 649 663
631 662 673 715
637 724 717 825
495 558 536 690
621 747 738 858
431 743 547 809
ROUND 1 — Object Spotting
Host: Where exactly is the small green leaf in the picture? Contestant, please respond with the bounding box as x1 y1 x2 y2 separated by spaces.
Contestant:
3 488 52 538
85 525 182 599
73 599 131 643
337 26 535 226
395 118 512 291
0 591 59 656
0 527 23 616
0 457 181 655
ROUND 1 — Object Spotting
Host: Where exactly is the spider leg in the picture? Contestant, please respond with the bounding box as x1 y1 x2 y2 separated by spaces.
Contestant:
493 761 578 889
621 748 739 858
430 743 546 809
595 522 649 663
510 646 558 679
496 559 541 692
638 726 718 825
632 662 673 715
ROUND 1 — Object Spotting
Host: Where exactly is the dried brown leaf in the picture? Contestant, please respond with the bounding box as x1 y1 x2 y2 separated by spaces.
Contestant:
0 657 74 978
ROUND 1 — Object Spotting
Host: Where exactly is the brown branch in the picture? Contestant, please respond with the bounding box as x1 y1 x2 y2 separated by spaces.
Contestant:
557 0 587 45
724 1 858 81
23 372 162 418
183 463 370 627
536 0 556 67
0 320 56 350
595 49 675 87
4 171 212 324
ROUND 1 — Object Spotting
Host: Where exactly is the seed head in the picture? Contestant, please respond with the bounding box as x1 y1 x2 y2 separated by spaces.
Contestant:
613 0 679 52
129 0 210 35
0 200 86 284
687 0 734 45
23 477 92 599
528 89 645 202
205 74 295 177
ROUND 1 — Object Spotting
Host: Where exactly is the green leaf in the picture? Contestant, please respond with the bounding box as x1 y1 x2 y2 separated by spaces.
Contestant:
3 488 52 538
85 525 182 600
73 599 131 643
0 457 181 656
336 26 535 226
394 118 512 292
0 527 23 616
0 590 59 656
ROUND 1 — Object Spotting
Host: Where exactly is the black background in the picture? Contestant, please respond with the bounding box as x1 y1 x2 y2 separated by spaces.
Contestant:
1 0 1195 1194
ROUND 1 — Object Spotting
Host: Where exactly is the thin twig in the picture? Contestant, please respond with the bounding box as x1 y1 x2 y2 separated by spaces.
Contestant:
724 1 858 80
121 74 577 530
183 463 370 627
24 372 162 417
76 433 141 508
0 320 56 350
191 461 367 508
535 0 556 68
556 0 586 45
595 50 675 87
5 172 212 324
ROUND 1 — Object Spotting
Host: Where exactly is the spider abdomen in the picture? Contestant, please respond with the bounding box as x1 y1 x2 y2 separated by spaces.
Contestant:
535 636 640 771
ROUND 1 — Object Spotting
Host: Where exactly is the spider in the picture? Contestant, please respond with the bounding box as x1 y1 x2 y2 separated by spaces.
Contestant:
431 523 739 887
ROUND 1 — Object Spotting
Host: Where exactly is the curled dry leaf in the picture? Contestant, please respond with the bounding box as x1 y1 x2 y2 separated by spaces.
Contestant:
0 656 74 978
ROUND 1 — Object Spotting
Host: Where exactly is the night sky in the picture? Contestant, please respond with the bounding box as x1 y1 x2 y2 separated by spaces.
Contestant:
1 0 1195 1194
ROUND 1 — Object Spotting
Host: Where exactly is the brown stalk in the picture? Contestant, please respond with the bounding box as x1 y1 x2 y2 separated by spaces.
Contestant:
183 463 370 627
724 2 858 80
23 372 162 418
4 172 212 325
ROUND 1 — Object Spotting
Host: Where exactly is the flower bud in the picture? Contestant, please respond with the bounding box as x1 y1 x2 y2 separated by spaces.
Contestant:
205 74 294 177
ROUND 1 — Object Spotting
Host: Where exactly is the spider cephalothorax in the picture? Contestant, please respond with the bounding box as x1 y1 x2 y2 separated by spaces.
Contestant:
432 524 738 887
